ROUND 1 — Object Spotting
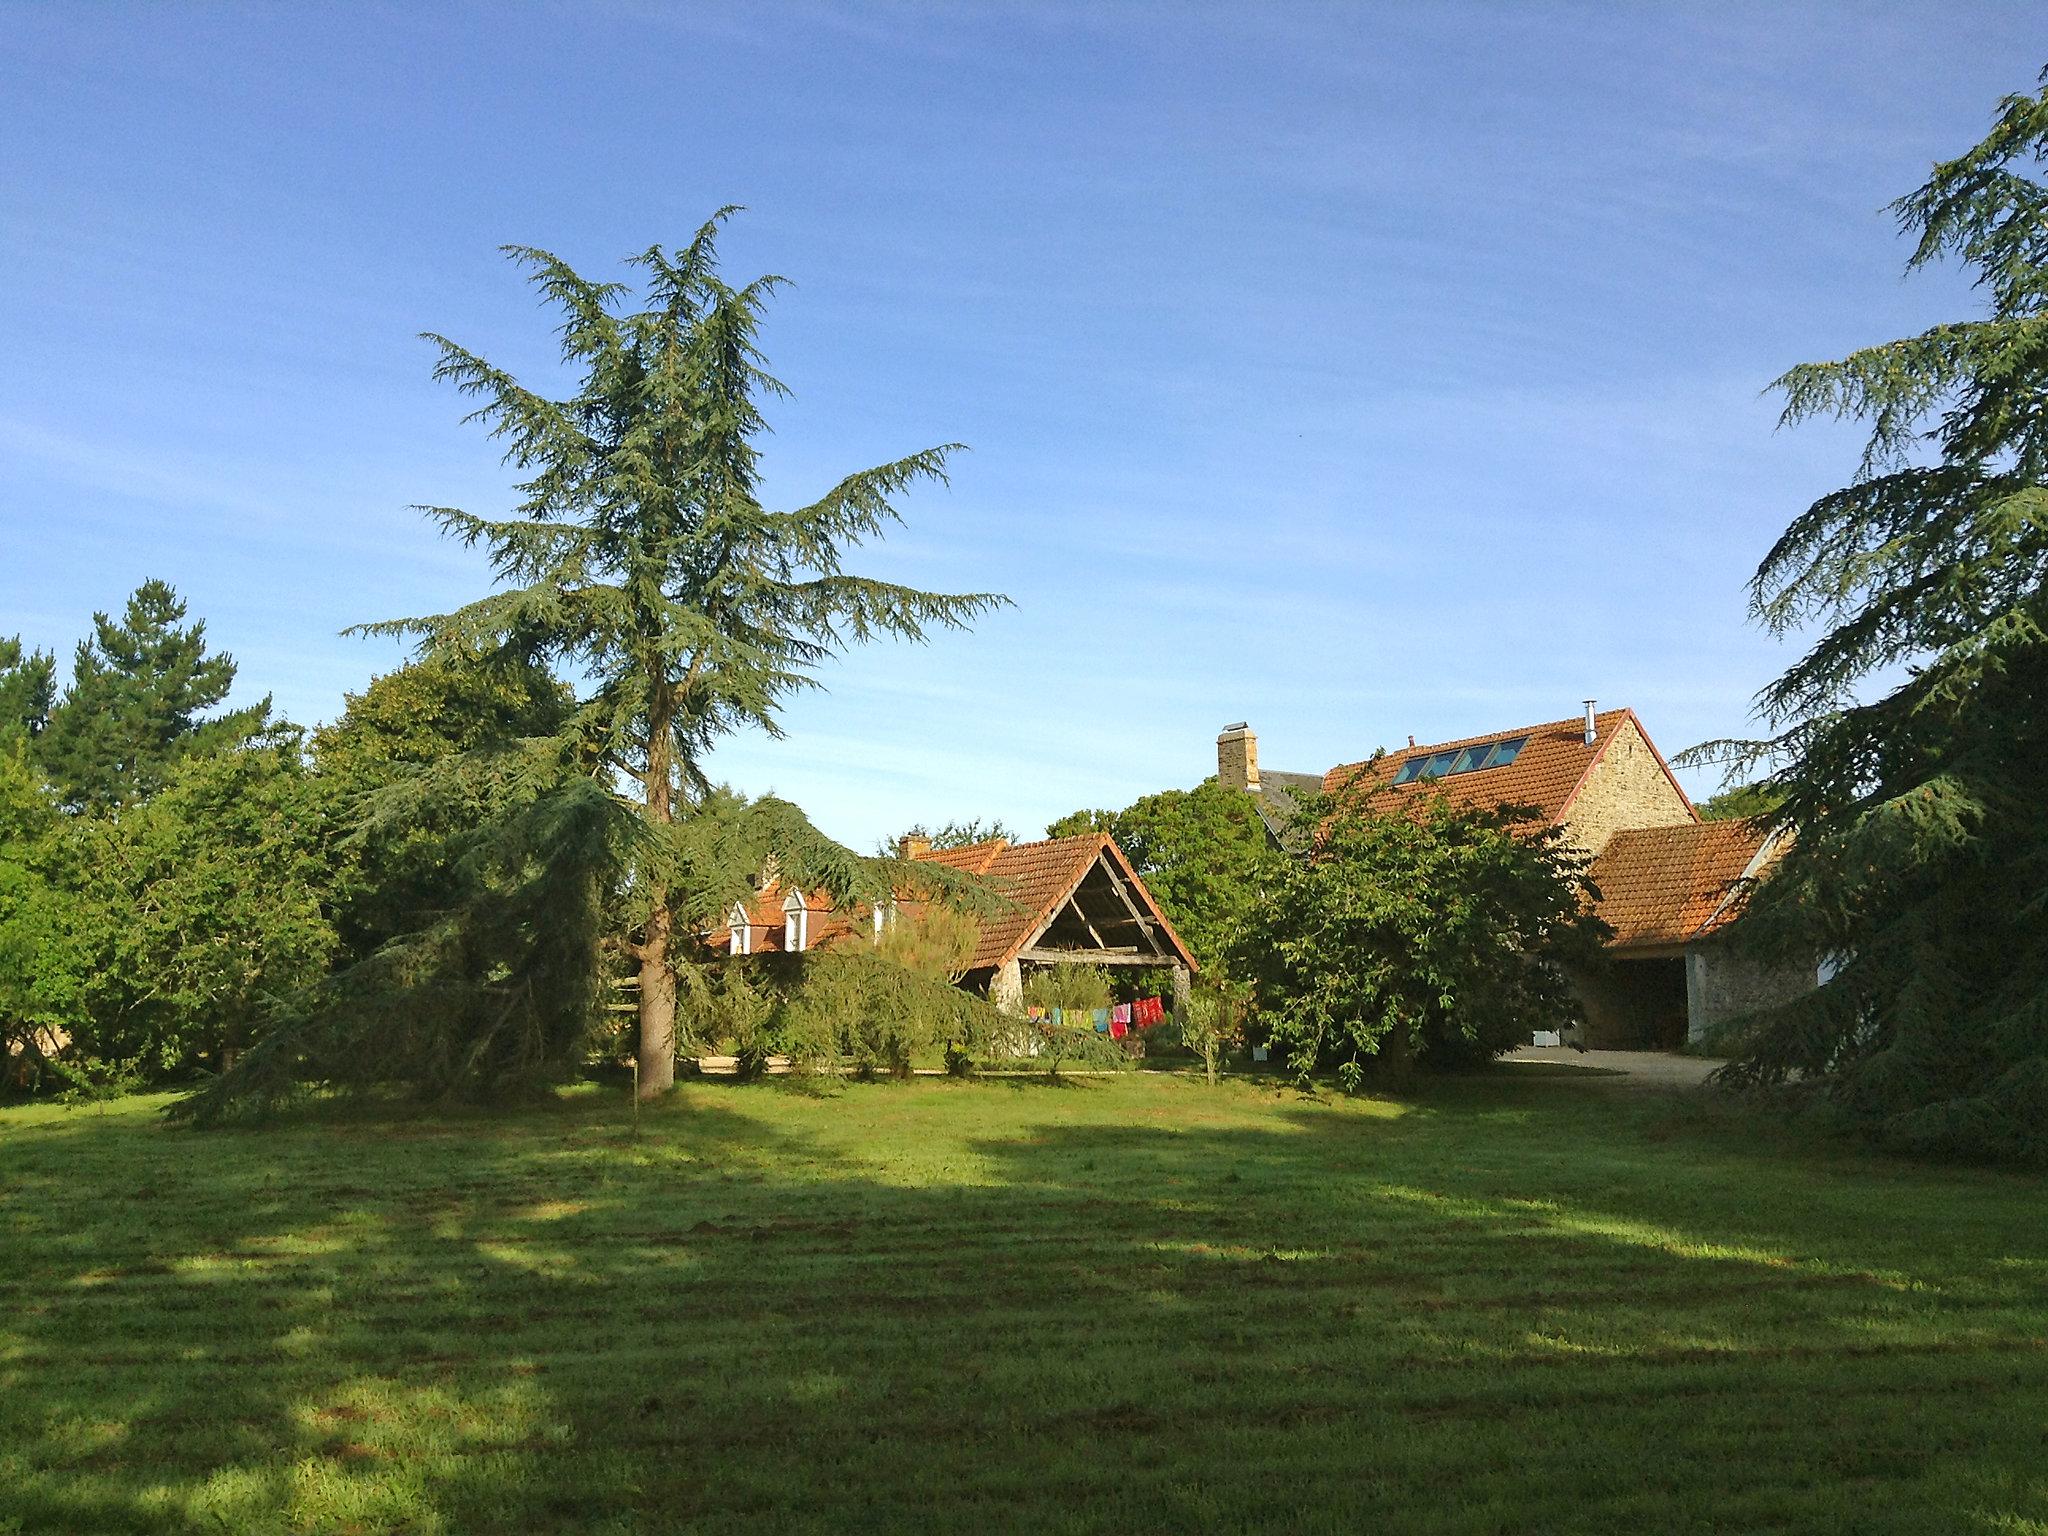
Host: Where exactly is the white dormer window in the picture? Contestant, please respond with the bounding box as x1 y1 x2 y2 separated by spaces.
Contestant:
783 890 810 953
727 901 752 957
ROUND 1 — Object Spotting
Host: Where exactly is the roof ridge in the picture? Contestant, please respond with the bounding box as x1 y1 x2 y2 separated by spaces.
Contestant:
1328 708 1631 776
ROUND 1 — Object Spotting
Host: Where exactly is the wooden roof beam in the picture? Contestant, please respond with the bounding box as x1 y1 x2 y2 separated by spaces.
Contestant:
1017 947 1180 968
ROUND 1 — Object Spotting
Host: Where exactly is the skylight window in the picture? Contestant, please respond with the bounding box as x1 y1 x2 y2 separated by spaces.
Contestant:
1391 735 1529 785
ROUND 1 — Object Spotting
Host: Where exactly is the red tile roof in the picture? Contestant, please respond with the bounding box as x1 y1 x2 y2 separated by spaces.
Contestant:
1323 708 1692 828
912 834 1195 973
1591 820 1776 950
706 834 1197 974
710 883 870 955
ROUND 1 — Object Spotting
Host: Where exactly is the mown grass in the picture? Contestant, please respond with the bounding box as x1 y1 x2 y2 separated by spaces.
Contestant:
3 1067 2045 1534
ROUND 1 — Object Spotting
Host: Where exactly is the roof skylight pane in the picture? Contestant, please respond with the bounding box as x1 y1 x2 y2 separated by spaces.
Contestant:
1449 746 1487 773
1486 737 1528 769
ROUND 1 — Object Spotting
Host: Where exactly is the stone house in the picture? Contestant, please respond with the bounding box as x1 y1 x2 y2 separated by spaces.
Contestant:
1220 705 1813 1048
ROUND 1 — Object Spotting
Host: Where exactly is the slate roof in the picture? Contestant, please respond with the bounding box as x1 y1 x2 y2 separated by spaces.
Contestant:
1322 708 1688 826
1591 820 1775 950
707 834 1196 974
1248 770 1324 846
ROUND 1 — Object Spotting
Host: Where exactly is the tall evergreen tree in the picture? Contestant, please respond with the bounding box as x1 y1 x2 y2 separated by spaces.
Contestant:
39 580 269 811
360 212 1004 1097
0 637 56 745
1690 69 2048 1162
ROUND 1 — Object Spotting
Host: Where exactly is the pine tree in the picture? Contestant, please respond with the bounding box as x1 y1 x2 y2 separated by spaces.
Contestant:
38 580 269 811
0 637 56 745
1690 70 2048 1162
360 213 1005 1098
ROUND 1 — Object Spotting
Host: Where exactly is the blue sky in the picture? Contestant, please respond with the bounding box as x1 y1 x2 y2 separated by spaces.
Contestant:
2 4 2039 846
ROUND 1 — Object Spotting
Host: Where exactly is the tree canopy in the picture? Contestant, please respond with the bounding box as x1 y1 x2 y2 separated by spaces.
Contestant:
0 638 55 745
1231 783 1605 1088
887 817 1018 852
37 580 269 812
1687 69 2048 1163
341 211 1005 1099
1048 778 1281 974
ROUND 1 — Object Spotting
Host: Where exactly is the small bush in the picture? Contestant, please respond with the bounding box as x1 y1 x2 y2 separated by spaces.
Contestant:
1018 965 1127 1077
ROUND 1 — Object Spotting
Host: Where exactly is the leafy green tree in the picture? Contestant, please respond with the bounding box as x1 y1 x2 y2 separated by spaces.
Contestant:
886 817 1017 852
1232 786 1605 1089
38 580 269 811
0 746 87 1088
0 637 56 745
310 655 575 965
1174 979 1246 1087
73 739 335 1077
356 214 1003 1098
874 902 979 982
174 657 607 1121
1696 781 1787 822
1685 71 2048 1162
1048 778 1281 972
777 945 999 1080
313 653 572 778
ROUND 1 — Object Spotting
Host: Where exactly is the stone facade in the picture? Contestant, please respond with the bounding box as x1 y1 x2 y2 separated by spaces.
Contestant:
1684 940 1817 1047
1216 724 1258 792
1558 717 1692 857
990 957 1024 1015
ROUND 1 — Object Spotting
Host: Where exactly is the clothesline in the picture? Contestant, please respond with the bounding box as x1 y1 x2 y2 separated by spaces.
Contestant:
1025 995 1168 1040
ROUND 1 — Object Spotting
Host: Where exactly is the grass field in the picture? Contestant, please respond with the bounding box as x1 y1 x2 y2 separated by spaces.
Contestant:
3 1068 2046 1534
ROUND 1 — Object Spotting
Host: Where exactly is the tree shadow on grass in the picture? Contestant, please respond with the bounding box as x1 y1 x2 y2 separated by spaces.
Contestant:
2 1076 2045 1534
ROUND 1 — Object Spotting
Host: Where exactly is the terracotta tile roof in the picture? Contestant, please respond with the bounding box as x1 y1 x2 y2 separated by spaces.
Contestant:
913 834 1195 973
706 834 1197 974
708 883 870 955
1323 708 1673 827
913 836 1099 970
1591 820 1776 950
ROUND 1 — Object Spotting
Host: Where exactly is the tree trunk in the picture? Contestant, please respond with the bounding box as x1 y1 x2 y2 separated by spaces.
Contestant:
636 682 678 1100
1380 1015 1415 1091
637 904 677 1097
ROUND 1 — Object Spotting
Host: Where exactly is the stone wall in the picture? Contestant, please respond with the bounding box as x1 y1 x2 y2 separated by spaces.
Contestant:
1562 717 1694 855
1685 940 1816 1047
1217 725 1258 792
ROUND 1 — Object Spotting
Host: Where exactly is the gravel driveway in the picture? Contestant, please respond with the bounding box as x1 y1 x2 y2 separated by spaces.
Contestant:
1503 1046 1722 1089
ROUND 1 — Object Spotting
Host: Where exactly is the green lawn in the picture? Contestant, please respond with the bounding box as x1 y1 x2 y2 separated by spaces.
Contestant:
3 1069 2045 1535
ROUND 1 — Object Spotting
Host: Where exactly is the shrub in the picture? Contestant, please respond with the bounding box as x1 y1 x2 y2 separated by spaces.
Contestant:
1018 965 1126 1077
1232 783 1606 1089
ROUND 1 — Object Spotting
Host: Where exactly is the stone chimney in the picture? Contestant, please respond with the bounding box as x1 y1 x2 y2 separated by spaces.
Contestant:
898 833 932 859
1217 722 1260 792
